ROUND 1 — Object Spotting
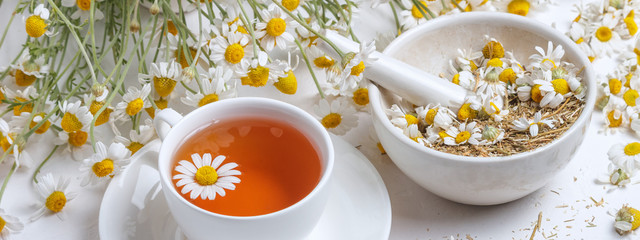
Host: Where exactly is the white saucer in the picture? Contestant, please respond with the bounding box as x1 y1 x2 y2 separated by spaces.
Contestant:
99 134 391 240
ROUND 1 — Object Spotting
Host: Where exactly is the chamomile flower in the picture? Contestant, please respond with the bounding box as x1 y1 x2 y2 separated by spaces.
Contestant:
24 4 52 38
535 77 571 108
31 173 76 221
602 98 628 133
530 41 565 70
61 0 104 22
589 12 623 56
416 104 454 129
209 31 251 68
83 91 112 127
181 66 235 108
477 67 508 98
254 5 298 51
456 48 483 71
457 97 482 121
164 35 205 69
443 121 482 146
114 123 156 155
9 99 55 135
481 95 509 121
314 98 358 135
404 124 428 146
613 204 640 235
173 153 241 200
238 51 286 87
608 142 640 175
139 61 181 98
4 86 38 116
272 53 299 95
481 125 505 145
58 100 93 134
0 208 24 238
307 45 335 70
338 41 376 92
387 104 418 129
400 1 432 30
114 84 152 121
79 142 131 186
596 163 635 187
510 111 555 136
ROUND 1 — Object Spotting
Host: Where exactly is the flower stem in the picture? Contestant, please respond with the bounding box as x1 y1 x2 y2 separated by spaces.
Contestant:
32 145 60 184
0 163 17 205
0 1 19 50
295 38 325 98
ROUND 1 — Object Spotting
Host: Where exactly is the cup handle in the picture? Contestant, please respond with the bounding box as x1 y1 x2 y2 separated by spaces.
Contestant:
153 108 183 141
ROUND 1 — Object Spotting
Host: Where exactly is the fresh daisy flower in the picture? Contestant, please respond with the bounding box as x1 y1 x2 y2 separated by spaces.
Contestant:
61 0 104 22
83 90 112 127
0 208 24 238
416 104 454 129
181 66 235 108
535 77 571 108
4 86 38 116
58 100 93 134
254 5 298 51
608 142 640 175
613 204 640 235
31 173 76 221
139 61 181 98
400 1 435 30
314 98 358 135
271 53 299 95
530 41 565 70
114 84 152 121
24 4 54 38
495 0 550 17
443 121 482 146
307 45 336 70
510 111 555 136
614 5 639 40
589 12 623 56
163 34 206 69
173 153 241 200
209 31 251 68
114 122 156 155
238 51 286 87
9 99 56 135
0 119 31 169
79 142 131 186
338 41 376 92
601 98 628 134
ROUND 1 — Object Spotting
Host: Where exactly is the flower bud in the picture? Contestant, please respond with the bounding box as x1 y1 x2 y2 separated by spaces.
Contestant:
181 66 197 84
150 3 160 15
130 19 140 33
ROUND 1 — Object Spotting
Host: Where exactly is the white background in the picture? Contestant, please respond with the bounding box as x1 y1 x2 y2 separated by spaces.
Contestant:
0 0 638 239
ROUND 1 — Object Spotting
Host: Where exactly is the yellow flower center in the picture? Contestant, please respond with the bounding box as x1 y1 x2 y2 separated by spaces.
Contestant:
321 113 342 129
352 88 369 106
609 78 622 95
487 58 503 68
76 0 91 11
126 98 144 116
625 16 638 36
452 73 460 85
499 68 517 84
127 142 144 155
174 47 197 69
45 191 67 213
607 110 622 127
623 89 639 106
25 15 47 38
198 93 219 107
0 133 10 152
410 1 428 19
13 97 33 116
30 112 51 134
457 103 477 121
153 76 177 97
145 98 168 118
92 158 114 177
350 61 365 76
167 20 178 36
425 108 437 125
0 216 5 232
61 112 83 132
551 78 570 95
224 43 245 64
15 69 37 87
630 207 640 230
531 84 543 103
404 114 418 126
469 60 478 71
313 56 334 69
624 142 640 156
575 37 584 44
595 26 613 42
482 41 505 59
507 0 530 16
275 70 298 95
68 131 88 147
241 66 270 87
282 0 300 11
195 166 218 186
89 101 111 126
455 131 471 144
266 18 286 37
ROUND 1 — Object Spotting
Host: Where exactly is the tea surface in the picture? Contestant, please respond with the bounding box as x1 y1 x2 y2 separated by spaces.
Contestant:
172 116 322 216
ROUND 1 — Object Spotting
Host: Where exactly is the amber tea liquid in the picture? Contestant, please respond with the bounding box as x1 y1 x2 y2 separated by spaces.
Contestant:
171 116 322 216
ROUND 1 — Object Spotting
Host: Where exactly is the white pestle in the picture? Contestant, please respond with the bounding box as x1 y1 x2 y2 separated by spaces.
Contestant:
319 31 468 111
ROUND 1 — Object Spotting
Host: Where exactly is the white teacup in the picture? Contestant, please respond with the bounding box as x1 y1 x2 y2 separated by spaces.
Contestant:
153 97 334 240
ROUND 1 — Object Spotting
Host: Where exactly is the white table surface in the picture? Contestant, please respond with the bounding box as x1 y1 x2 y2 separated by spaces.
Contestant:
0 1 638 239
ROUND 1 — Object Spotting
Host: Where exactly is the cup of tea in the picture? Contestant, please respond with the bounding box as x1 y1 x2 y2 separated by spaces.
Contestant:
152 97 334 240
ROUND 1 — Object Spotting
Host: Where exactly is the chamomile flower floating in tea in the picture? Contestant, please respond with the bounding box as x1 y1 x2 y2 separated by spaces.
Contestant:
0 208 24 238
613 204 640 235
173 153 241 200
385 37 586 156
79 142 131 186
31 173 76 221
